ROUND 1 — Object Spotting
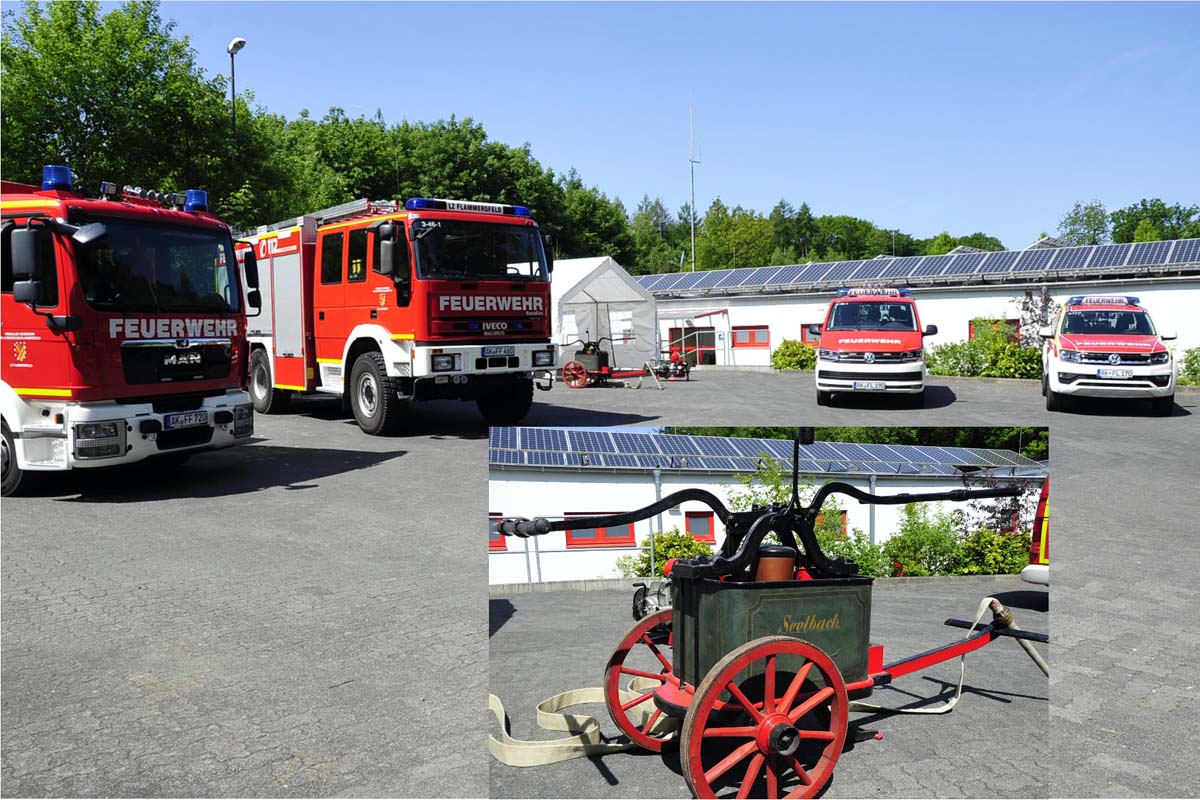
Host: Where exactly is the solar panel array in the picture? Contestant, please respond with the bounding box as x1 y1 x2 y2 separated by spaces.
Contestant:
488 428 1043 478
633 238 1200 297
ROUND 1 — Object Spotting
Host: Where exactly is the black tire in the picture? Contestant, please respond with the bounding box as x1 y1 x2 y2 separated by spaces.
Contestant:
1152 395 1175 417
250 349 291 414
2 420 27 497
816 389 832 407
1040 372 1048 397
1045 388 1066 412
349 351 406 435
477 377 535 425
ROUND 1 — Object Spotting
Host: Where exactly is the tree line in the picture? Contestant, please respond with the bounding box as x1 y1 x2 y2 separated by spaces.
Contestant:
3 2 1194 276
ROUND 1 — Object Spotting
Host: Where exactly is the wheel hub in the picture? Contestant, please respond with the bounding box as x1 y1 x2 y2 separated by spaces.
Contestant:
756 713 800 757
357 374 378 415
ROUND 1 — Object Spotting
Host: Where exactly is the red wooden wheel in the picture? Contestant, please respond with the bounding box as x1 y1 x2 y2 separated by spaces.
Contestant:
680 637 848 799
603 608 680 751
562 360 589 389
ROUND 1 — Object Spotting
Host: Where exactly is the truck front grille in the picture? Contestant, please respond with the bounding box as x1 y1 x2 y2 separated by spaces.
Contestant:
121 340 232 385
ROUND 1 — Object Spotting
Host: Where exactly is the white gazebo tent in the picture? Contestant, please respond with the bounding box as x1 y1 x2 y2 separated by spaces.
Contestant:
550 257 659 369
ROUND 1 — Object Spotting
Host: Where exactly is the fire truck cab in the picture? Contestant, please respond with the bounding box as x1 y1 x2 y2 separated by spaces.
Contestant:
808 287 937 407
2 166 260 496
242 197 555 434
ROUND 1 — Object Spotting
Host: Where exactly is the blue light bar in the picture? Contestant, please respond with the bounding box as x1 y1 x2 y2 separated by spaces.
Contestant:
405 197 530 216
41 164 73 191
406 198 443 211
184 189 208 212
512 205 532 217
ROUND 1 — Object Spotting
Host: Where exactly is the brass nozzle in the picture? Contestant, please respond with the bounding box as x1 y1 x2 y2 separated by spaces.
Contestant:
990 599 1013 628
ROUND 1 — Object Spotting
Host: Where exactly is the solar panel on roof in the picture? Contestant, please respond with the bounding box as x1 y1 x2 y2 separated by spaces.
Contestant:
881 257 924 279
612 432 660 454
527 451 566 466
766 265 807 285
943 253 988 275
830 442 875 461
1011 248 1056 272
1170 239 1200 263
636 455 665 468
794 263 833 283
977 250 1020 273
490 427 517 449
975 449 1018 467
821 262 861 283
731 438 770 457
692 269 733 290
694 437 741 457
652 273 688 291
1090 243 1132 269
656 436 701 455
713 268 752 288
1127 240 1173 266
670 272 706 291
935 447 991 467
521 428 568 452
802 441 845 460
898 463 922 475
1048 246 1095 271
602 454 639 468
729 457 759 472
763 439 795 459
738 266 785 286
568 429 616 453
826 461 850 473
638 274 667 291
850 261 888 281
913 255 953 277
490 448 522 465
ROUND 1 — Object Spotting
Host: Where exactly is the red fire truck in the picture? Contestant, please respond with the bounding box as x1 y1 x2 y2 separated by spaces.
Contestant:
240 197 555 434
2 165 261 496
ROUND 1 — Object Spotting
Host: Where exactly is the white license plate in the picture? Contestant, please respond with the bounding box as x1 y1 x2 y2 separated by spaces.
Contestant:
852 381 887 391
483 346 515 356
1097 368 1133 379
164 411 208 430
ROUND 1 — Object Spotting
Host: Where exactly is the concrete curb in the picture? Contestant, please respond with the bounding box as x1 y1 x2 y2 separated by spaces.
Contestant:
489 573 1024 597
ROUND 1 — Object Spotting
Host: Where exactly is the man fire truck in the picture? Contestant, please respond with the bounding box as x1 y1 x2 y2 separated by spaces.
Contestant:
2 165 261 496
808 287 938 407
241 197 555 434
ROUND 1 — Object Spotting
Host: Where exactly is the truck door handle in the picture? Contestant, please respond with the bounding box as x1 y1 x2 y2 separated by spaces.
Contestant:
319 311 325 321
371 309 378 319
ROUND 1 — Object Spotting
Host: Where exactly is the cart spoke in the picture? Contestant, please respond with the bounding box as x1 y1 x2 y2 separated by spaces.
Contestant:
778 661 814 712
788 686 835 723
764 655 776 714
640 707 663 735
620 666 668 682
784 754 814 790
701 725 757 739
725 681 767 723
703 740 759 784
766 753 778 798
735 753 765 800
620 689 656 712
640 635 674 672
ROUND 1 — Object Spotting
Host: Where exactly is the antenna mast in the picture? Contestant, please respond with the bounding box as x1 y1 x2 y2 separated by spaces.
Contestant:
689 106 701 272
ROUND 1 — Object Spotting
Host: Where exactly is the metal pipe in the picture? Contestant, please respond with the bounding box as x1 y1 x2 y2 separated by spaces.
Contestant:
533 534 543 583
651 468 662 577
868 474 877 544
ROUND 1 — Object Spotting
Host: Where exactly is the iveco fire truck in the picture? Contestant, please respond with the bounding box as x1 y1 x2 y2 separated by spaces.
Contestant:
1 165 261 496
241 197 555 434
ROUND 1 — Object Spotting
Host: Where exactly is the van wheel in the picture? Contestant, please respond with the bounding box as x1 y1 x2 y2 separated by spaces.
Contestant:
350 351 406 435
250 350 291 414
1046 388 1066 412
1152 395 1174 416
477 377 534 425
1040 373 1048 397
2 420 26 497
816 389 832 406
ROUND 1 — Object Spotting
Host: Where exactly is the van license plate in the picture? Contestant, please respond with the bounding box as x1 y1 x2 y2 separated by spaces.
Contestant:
1097 368 1132 379
164 411 208 430
483 346 515 356
852 381 887 391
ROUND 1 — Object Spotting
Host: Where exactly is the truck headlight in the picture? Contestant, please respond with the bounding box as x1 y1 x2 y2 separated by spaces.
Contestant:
234 403 254 437
533 350 555 367
74 420 126 460
1150 351 1170 364
819 349 839 361
1060 350 1081 363
432 354 457 372
77 422 120 440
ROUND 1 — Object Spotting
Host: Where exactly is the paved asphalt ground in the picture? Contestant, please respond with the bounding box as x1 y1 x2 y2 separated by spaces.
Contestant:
490 580 1049 799
3 369 1198 797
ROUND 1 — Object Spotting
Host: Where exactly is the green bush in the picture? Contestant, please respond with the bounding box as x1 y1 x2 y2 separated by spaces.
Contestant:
771 339 817 370
818 527 889 578
981 343 1043 379
926 318 1042 379
954 529 1031 576
615 527 713 578
1179 346 1200 387
882 505 961 576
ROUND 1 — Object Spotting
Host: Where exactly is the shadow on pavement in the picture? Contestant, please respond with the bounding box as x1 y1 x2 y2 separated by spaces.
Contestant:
34 442 406 502
826 384 957 411
992 589 1049 613
490 598 517 638
1055 395 1191 418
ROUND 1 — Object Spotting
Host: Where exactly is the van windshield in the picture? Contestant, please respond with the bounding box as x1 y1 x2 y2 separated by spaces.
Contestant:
411 219 547 281
826 301 916 331
75 218 240 313
1062 310 1156 336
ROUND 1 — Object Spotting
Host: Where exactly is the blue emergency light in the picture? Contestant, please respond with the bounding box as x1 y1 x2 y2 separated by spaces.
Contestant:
837 287 911 297
184 189 209 212
405 197 531 216
41 164 73 191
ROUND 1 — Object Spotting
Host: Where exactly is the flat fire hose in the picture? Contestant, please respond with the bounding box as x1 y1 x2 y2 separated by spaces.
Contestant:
488 678 677 767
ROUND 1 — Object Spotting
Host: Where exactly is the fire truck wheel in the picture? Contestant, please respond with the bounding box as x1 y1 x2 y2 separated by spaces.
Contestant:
350 351 406 435
250 350 291 414
2 420 30 498
476 377 534 425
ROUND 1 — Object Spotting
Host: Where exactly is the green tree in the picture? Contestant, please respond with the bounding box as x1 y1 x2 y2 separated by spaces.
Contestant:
955 232 1005 251
814 215 875 260
630 195 683 274
1110 198 1200 243
1132 218 1162 242
925 231 958 255
696 198 774 270
1057 200 1111 245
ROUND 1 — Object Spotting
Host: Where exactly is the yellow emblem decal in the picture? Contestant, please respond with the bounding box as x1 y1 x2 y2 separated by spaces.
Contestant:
13 341 28 362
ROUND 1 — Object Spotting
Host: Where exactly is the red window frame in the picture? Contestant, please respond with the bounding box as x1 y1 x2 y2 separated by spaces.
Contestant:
685 511 716 543
802 323 822 344
489 512 506 551
732 325 770 348
564 513 636 548
968 319 1021 343
816 509 848 535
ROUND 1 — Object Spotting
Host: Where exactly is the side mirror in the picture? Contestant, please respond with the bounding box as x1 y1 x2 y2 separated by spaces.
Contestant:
1160 329 1177 341
923 324 938 337
71 222 107 247
377 240 396 276
10 227 42 280
246 289 262 311
13 281 43 305
542 233 554 274
241 249 260 289
1038 326 1054 339
807 324 821 338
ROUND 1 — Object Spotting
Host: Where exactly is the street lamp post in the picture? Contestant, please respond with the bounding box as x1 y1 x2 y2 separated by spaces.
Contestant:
227 37 246 145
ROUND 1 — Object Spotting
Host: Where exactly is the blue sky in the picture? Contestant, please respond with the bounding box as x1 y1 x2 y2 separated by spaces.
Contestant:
151 1 1198 251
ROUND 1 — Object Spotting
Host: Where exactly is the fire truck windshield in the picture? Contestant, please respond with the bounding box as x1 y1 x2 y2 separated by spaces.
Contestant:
827 301 917 331
1062 310 1156 336
411 219 547 281
75 218 241 314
